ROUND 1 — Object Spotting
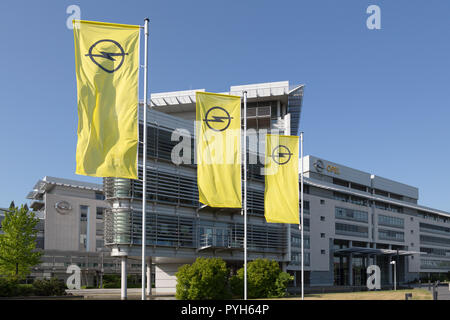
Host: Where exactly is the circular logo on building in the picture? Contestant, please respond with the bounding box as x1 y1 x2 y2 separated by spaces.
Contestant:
203 106 233 132
313 159 325 172
270 145 293 165
55 201 72 214
85 39 129 74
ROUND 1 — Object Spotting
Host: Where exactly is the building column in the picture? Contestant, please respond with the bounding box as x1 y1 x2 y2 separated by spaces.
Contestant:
388 245 392 285
348 254 353 286
146 257 152 297
403 256 408 284
121 256 127 300
388 256 393 285
348 241 353 286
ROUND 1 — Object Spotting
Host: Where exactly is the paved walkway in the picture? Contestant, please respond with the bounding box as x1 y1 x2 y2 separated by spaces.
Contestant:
66 288 175 300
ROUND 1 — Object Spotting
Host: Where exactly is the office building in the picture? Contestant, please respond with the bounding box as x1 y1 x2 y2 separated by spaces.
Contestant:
103 80 450 294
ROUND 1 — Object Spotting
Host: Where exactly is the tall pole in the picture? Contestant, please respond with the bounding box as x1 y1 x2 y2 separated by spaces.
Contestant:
141 17 149 301
300 131 304 300
243 91 248 300
394 262 397 291
121 256 127 300
390 260 396 290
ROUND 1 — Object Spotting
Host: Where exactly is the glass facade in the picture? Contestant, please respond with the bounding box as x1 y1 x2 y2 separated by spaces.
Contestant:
419 223 450 236
420 235 450 247
421 259 450 269
378 229 404 242
79 205 89 251
378 214 404 229
335 223 369 238
292 235 310 249
291 252 310 266
335 207 368 223
420 247 450 257
333 192 368 207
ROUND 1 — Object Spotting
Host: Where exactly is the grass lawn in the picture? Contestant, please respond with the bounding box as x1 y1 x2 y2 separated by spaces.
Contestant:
279 289 432 300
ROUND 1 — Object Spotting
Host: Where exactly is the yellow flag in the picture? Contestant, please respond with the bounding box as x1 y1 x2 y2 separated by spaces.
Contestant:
73 20 140 179
264 134 299 224
196 92 242 208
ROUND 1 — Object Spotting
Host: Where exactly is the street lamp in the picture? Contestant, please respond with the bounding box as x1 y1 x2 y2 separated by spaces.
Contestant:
390 260 396 290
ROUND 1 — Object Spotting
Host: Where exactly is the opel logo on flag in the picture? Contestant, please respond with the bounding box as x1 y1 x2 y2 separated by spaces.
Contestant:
270 145 293 165
203 106 233 132
85 39 128 73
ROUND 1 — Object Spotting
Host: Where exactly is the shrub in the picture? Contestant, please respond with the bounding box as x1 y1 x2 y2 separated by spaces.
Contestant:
102 274 141 288
0 278 66 297
0 278 19 297
16 284 34 296
175 257 231 300
231 259 293 298
102 274 120 288
273 271 293 297
32 278 67 296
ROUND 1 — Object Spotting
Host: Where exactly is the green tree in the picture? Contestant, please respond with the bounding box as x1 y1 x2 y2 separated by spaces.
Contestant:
231 258 293 298
175 257 231 300
0 203 42 279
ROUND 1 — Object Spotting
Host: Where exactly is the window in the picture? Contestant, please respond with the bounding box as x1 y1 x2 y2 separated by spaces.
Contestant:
378 229 404 242
303 185 310 194
96 207 105 220
291 252 310 266
389 205 403 213
378 215 404 229
333 178 349 188
375 201 388 211
421 259 450 269
335 207 368 223
80 205 89 251
374 189 388 197
390 193 403 201
420 235 450 247
320 216 325 221
375 202 403 213
320 199 325 205
350 183 367 192
320 233 325 238
80 207 88 222
335 223 368 238
321 250 326 254
333 192 349 203
301 201 310 215
420 223 450 236
350 196 368 207
95 192 105 200
96 239 104 250
420 247 450 257
303 218 310 231
292 235 310 249
418 211 449 224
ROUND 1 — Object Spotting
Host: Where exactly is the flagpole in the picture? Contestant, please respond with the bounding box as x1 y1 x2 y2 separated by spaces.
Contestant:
300 131 304 300
141 17 149 301
243 90 248 300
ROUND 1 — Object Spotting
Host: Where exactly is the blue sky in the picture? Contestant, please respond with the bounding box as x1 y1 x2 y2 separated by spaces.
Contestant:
0 0 449 211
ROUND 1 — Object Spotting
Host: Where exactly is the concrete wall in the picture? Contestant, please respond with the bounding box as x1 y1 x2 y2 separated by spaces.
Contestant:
44 190 106 252
155 263 188 294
